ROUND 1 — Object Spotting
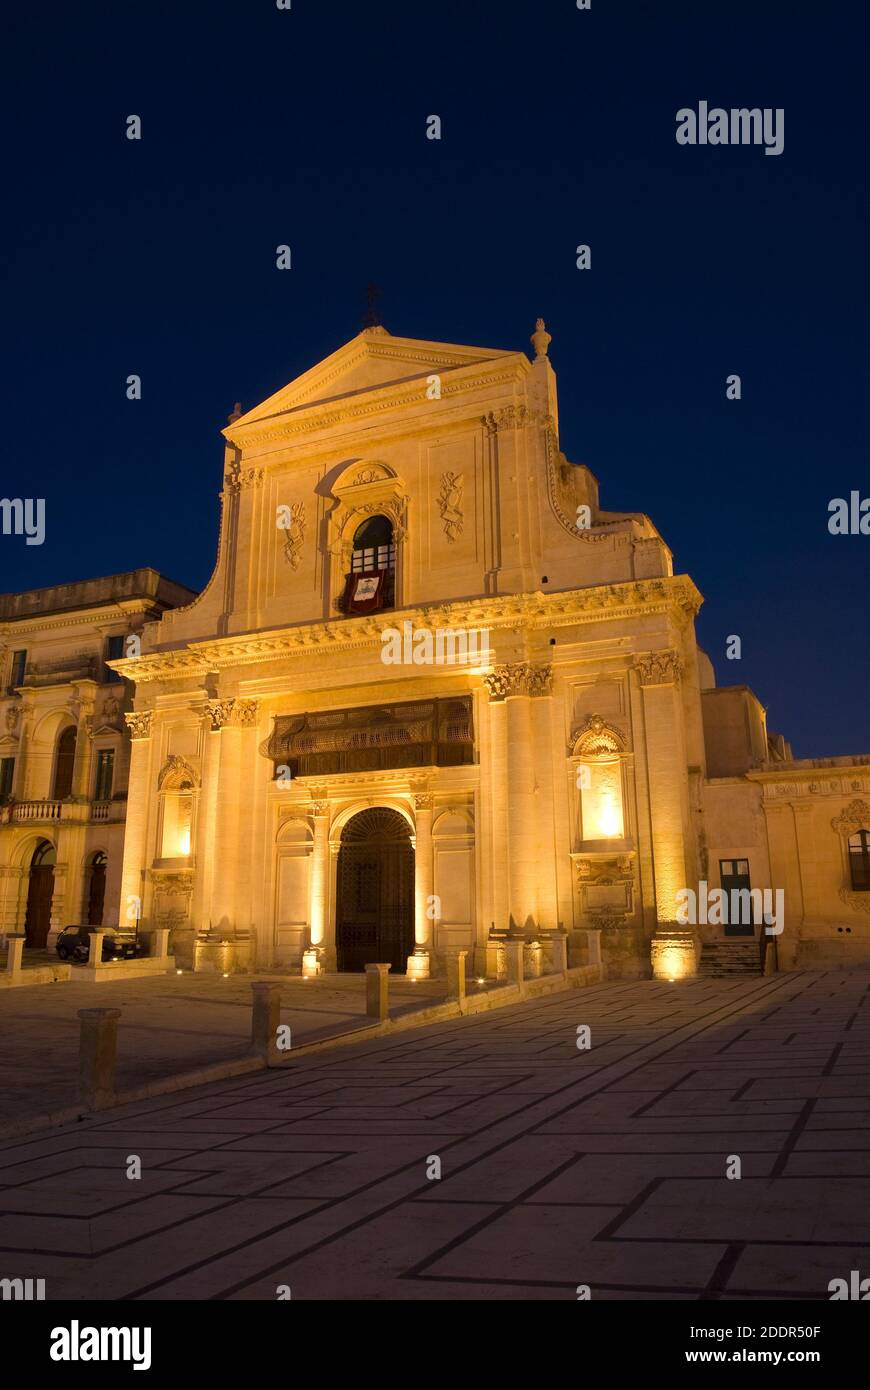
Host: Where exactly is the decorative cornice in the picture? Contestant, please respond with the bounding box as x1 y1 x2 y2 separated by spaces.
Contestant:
224 363 529 452
634 650 683 687
108 576 702 684
124 710 153 739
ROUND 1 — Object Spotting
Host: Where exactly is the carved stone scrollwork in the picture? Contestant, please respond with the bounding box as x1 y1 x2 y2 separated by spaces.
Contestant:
280 501 306 571
414 794 434 811
124 711 153 740
569 713 626 757
207 698 259 729
438 472 463 542
157 755 197 790
831 800 870 836
634 650 683 687
206 699 235 730
483 663 552 701
233 699 259 728
5 705 20 735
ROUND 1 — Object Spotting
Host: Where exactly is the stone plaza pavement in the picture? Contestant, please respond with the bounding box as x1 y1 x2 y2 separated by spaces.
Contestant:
0 970 447 1127
0 969 868 1301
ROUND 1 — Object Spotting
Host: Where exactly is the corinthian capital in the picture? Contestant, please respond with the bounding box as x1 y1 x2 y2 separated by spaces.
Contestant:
483 662 552 701
634 650 683 687
125 710 153 740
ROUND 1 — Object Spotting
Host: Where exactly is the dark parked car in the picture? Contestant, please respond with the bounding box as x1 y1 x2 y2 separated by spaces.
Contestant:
56 925 146 963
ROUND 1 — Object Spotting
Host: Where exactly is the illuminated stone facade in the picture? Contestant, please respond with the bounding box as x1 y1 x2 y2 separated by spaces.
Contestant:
98 324 868 977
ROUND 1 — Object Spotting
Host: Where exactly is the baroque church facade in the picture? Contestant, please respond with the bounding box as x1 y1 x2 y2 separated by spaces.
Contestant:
106 320 870 978
3 322 868 978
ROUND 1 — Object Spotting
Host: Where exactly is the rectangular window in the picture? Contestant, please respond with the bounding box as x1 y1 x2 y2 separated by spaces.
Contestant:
94 749 115 802
104 634 125 682
719 858 754 935
9 649 26 689
0 757 15 803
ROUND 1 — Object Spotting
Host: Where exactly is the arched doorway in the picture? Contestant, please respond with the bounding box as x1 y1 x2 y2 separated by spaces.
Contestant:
86 851 107 926
335 807 413 972
24 839 56 948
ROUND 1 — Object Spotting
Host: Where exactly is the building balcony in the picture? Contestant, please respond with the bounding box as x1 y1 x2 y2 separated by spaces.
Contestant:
0 797 126 827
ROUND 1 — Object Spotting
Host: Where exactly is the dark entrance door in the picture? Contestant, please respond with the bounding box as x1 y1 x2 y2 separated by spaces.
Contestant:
24 840 56 948
86 853 107 926
720 858 755 936
336 808 414 973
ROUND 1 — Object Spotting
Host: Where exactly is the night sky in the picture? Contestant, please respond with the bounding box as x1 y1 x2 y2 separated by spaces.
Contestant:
3 1 867 756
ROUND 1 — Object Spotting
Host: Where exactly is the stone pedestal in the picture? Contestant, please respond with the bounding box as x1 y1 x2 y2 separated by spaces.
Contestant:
406 949 431 981
651 926 699 981
301 947 322 979
485 938 507 982
505 938 525 990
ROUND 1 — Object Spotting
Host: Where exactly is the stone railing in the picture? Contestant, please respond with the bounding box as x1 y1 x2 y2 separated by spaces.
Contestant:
11 799 63 823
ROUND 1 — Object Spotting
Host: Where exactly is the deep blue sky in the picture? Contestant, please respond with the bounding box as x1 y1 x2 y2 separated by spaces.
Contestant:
3 1 867 756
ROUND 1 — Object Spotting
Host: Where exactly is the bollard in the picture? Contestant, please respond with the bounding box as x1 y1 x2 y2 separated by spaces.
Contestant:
505 938 525 991
251 982 282 1063
446 949 468 1008
5 934 25 975
365 963 391 1021
586 929 602 968
87 929 107 967
150 928 171 961
78 1007 121 1109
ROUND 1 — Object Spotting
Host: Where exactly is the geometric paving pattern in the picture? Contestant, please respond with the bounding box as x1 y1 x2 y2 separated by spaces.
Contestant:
1 970 868 1300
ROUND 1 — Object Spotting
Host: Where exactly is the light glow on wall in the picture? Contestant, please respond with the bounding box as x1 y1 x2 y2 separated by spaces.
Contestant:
581 759 624 840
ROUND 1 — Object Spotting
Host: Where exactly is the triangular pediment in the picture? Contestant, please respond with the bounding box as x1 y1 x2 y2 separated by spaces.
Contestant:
226 327 519 432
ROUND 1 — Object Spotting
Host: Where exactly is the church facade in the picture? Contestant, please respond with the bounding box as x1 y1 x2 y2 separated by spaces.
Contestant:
89 321 870 979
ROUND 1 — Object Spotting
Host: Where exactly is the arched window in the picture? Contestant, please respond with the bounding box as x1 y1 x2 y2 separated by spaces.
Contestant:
342 515 396 613
52 726 77 799
849 830 870 891
351 515 395 574
86 851 107 926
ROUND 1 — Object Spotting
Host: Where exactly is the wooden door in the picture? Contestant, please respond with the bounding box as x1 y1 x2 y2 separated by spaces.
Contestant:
24 865 54 948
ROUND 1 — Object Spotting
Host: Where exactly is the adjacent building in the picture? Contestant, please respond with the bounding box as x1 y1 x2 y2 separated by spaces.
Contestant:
0 570 195 946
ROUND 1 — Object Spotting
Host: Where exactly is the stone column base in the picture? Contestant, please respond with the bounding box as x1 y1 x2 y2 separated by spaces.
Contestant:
650 926 700 981
406 949 430 980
